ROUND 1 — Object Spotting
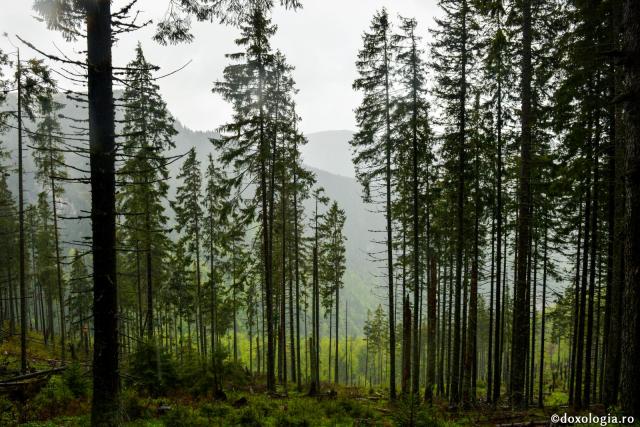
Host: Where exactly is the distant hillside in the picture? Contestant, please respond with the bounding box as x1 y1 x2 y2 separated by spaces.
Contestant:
302 130 356 178
1 94 381 331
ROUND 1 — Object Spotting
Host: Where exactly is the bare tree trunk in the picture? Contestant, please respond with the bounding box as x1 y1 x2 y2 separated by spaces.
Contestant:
402 294 412 397
569 199 584 406
538 226 548 408
426 256 437 402
16 51 28 374
584 115 601 407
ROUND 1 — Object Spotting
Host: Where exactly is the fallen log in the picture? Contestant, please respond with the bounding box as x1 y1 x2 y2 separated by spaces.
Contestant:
0 366 66 385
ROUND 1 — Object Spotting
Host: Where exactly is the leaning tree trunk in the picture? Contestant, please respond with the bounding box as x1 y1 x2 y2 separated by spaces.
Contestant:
86 1 120 424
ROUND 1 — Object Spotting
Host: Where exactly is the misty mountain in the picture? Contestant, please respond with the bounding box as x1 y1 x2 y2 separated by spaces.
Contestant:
301 130 356 178
1 94 383 331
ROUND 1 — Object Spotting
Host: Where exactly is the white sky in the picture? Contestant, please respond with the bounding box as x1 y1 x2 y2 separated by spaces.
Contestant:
2 0 439 134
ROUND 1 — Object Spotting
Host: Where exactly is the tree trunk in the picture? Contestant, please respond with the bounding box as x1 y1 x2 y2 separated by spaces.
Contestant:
425 255 437 402
86 1 120 424
293 141 302 389
538 227 548 408
620 0 640 417
492 56 504 402
258 53 275 391
576 126 594 409
17 51 28 374
411 29 422 397
603 4 623 407
511 0 533 408
569 199 584 406
402 294 412 398
49 145 65 361
382 22 396 401
334 284 340 384
584 114 601 407
451 0 468 407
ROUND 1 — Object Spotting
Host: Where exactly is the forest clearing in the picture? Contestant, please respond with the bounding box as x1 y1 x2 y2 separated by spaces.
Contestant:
0 0 639 426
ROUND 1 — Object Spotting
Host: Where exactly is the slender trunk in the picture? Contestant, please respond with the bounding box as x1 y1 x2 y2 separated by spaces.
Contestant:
17 51 28 374
569 199 584 405
402 294 412 397
50 145 65 361
577 121 594 409
135 241 143 338
289 258 296 384
492 41 504 403
334 285 339 384
258 48 275 391
584 114 601 406
293 138 302 389
425 256 437 401
410 28 422 397
511 0 533 407
529 236 538 405
382 21 396 401
488 208 495 401
451 0 468 407
603 5 623 406
145 196 153 339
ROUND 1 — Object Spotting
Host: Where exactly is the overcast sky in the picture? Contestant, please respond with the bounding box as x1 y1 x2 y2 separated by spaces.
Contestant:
2 0 439 134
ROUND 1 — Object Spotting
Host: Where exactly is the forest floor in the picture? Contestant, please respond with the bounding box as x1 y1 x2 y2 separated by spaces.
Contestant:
0 336 598 426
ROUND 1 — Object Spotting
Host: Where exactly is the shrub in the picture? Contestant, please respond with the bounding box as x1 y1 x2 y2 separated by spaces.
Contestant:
274 413 312 427
199 402 231 420
162 405 209 427
0 395 18 426
127 341 177 396
234 406 264 427
29 376 74 420
221 360 251 388
176 355 216 396
121 389 152 421
62 362 90 398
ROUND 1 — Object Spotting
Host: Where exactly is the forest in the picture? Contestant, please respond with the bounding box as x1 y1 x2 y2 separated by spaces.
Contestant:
0 0 639 426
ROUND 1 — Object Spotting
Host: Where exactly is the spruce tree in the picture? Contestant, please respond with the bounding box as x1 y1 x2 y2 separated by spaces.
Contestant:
172 147 203 353
118 44 176 340
31 91 67 361
351 8 398 399
431 0 476 405
212 7 278 391
392 15 433 398
319 201 346 384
